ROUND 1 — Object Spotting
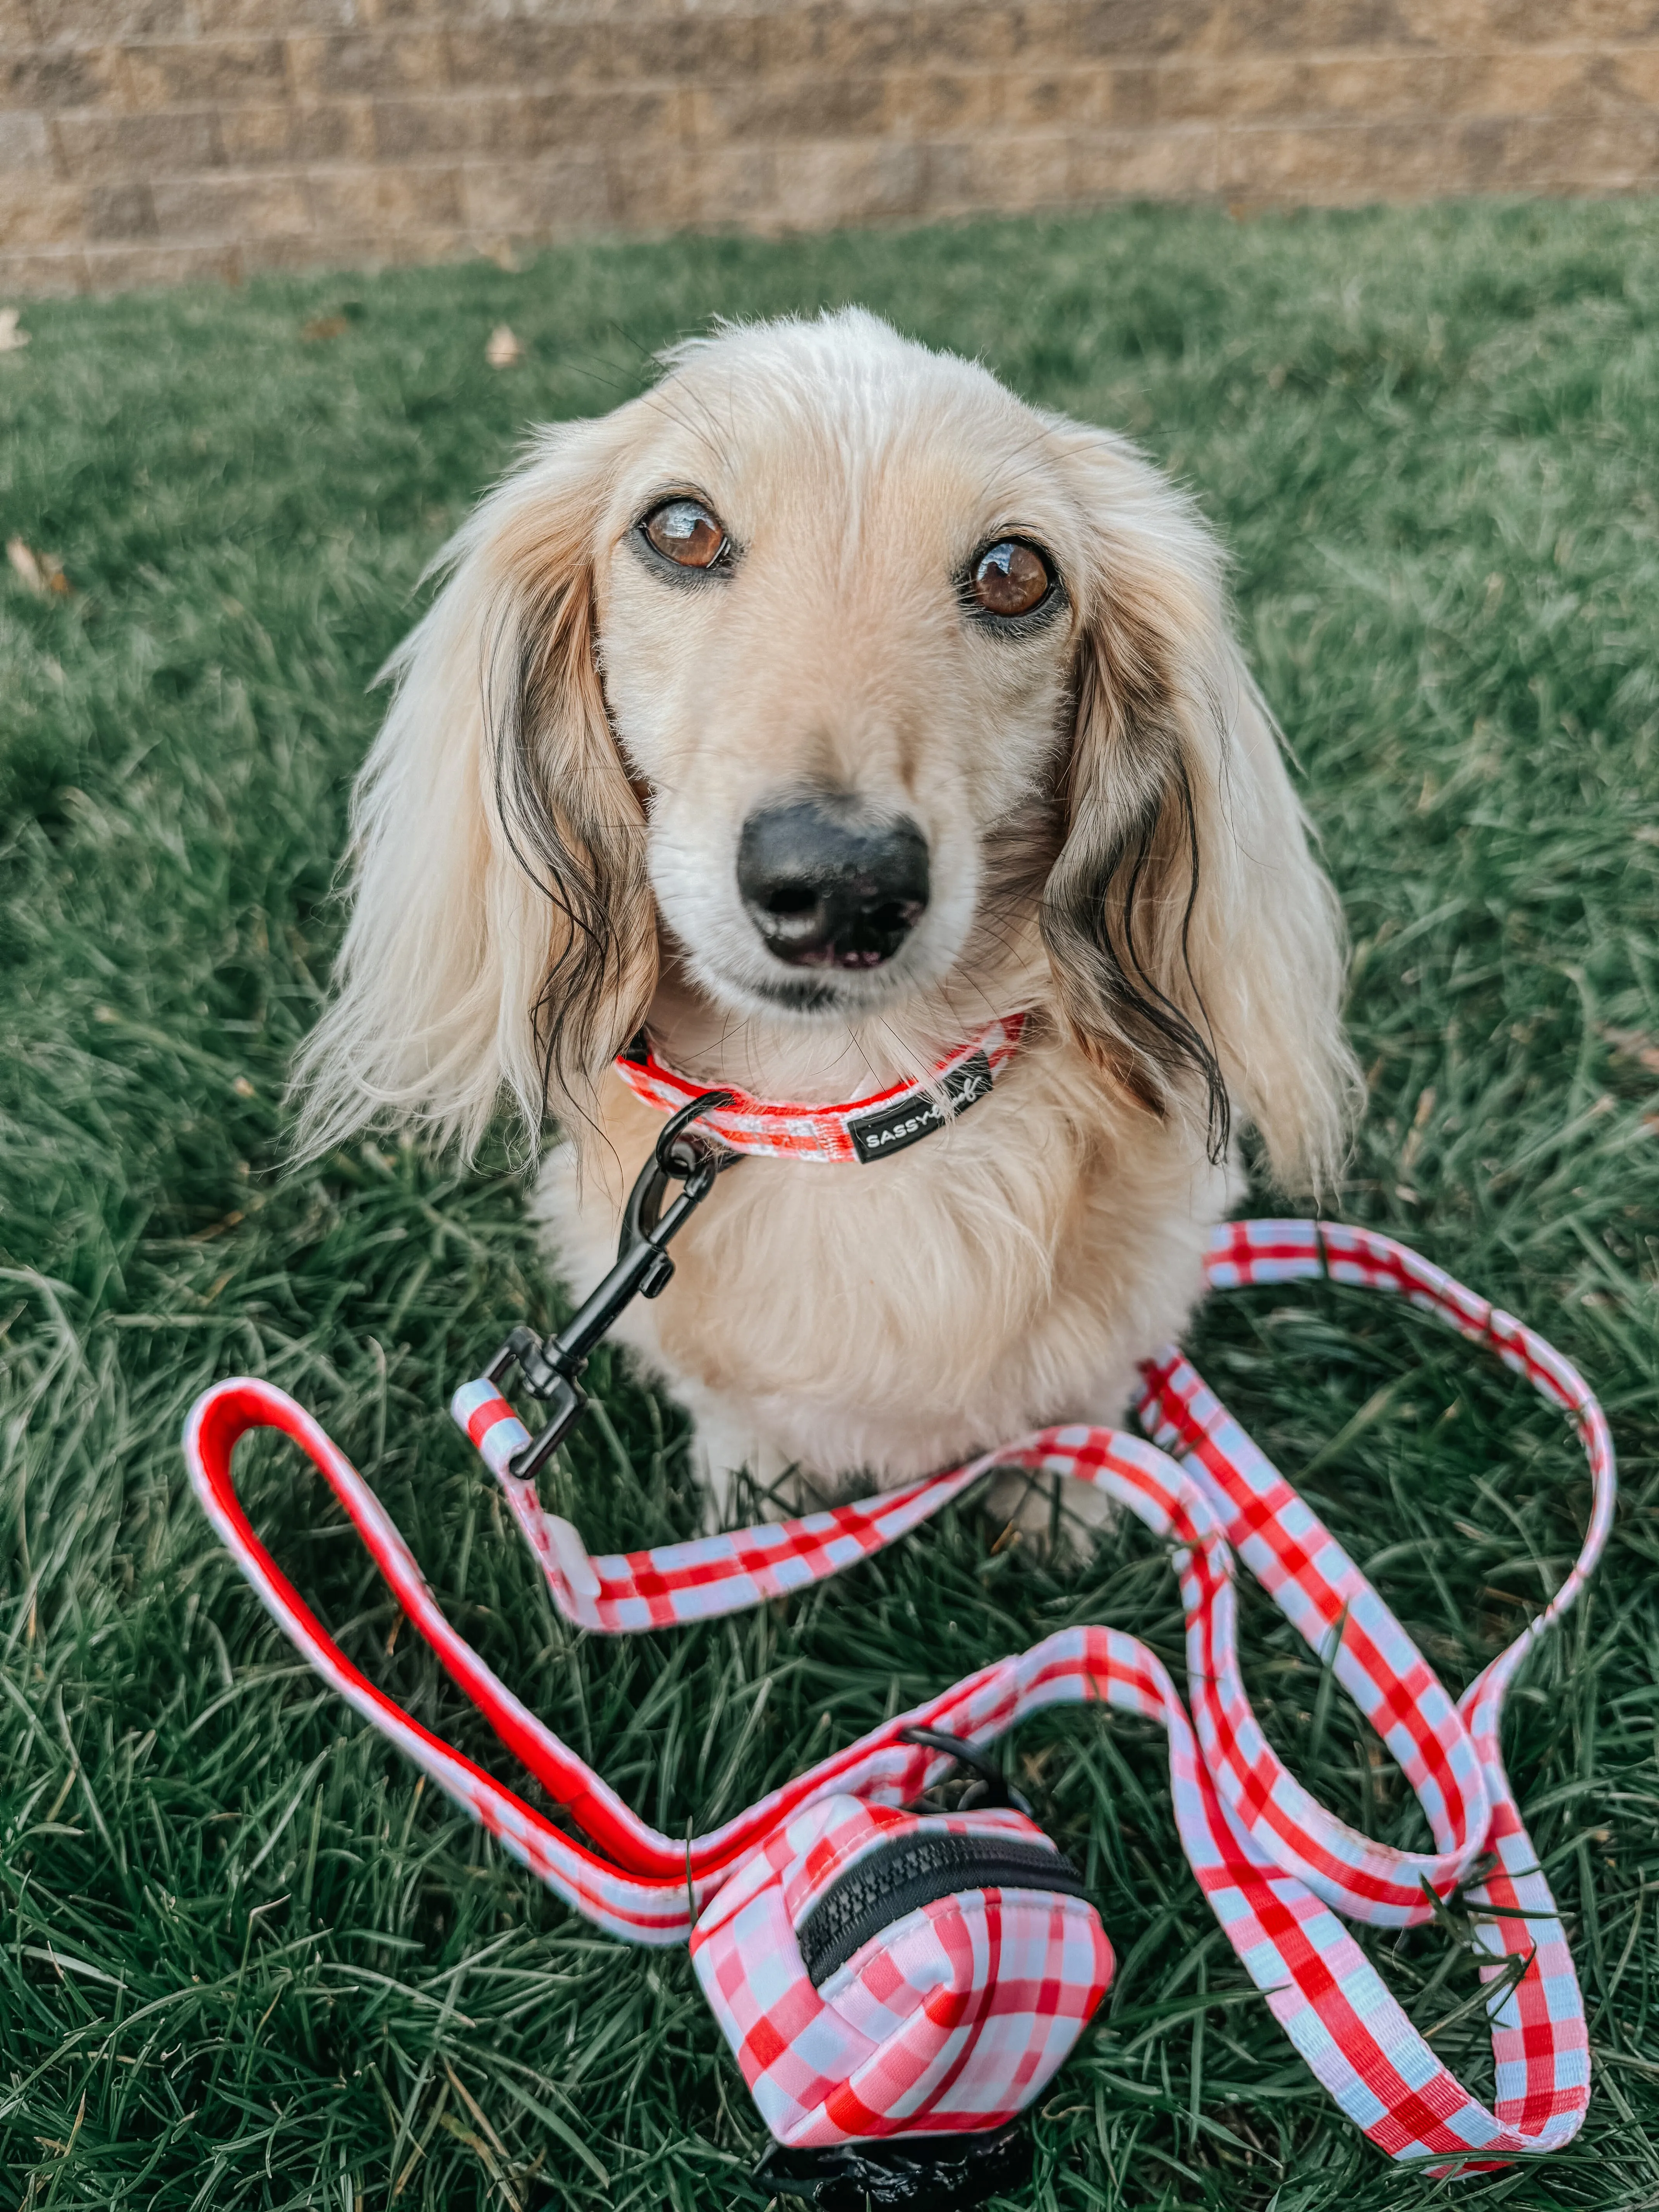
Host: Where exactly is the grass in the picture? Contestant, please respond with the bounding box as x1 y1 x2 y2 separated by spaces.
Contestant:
0 196 1656 2212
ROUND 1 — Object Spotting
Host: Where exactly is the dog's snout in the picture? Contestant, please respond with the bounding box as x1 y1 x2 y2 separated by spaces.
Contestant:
737 800 930 970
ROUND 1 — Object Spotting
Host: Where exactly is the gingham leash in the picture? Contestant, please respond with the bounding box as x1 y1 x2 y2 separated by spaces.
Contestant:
613 1011 1027 1165
185 1219 1614 2178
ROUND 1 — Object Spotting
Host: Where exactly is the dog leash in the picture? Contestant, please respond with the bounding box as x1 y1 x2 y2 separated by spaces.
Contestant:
185 1212 1613 2179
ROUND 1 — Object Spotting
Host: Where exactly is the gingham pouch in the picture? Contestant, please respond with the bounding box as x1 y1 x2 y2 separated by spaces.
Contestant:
690 1794 1111 2150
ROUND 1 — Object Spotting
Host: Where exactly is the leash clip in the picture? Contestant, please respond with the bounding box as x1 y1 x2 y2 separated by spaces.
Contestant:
481 1092 735 1484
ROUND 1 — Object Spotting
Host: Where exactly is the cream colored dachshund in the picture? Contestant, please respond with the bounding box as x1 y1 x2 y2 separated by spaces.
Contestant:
294 310 1360 1545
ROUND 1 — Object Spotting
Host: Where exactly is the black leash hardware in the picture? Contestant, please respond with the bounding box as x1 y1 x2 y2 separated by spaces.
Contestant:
481 1091 735 1485
898 1726 1034 1815
755 2117 1032 2210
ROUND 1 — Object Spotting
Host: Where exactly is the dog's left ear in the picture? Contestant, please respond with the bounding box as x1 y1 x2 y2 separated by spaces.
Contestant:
289 408 658 1161
1042 424 1362 1194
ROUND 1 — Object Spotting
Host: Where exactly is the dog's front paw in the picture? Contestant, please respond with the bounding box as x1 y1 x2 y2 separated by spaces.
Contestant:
982 1467 1118 1564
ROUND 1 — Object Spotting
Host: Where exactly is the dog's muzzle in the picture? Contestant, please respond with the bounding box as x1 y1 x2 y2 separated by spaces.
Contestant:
691 1791 1110 2206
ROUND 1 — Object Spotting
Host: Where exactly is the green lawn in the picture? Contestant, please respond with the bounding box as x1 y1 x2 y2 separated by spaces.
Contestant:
2 199 1657 2212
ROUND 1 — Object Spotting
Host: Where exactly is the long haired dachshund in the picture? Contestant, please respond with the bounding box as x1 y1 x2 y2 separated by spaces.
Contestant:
294 311 1360 1542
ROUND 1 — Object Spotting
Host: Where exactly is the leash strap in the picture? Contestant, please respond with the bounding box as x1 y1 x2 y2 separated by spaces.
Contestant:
185 1220 1613 2174
611 1013 1027 1164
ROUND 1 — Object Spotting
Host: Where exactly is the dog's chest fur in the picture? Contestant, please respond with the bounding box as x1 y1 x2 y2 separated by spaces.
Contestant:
534 1035 1233 1505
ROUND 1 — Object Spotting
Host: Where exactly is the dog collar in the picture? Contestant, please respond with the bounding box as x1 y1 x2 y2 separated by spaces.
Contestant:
611 1012 1027 1165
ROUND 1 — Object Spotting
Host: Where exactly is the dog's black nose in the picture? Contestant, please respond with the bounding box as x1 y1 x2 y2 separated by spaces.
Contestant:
737 800 930 970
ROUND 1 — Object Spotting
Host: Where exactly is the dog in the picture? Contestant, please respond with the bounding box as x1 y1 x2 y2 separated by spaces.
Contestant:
293 309 1360 1544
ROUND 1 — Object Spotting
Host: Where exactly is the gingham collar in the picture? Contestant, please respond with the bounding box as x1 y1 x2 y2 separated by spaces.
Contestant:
611 1011 1029 1164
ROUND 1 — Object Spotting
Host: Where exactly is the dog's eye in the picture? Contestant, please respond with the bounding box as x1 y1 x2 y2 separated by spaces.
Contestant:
641 497 727 570
969 539 1053 619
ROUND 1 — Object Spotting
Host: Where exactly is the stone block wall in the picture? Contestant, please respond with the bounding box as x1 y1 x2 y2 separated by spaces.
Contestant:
2 2 1656 295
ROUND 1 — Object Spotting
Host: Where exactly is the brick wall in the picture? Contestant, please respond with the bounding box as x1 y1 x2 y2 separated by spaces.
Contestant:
2 2 1654 295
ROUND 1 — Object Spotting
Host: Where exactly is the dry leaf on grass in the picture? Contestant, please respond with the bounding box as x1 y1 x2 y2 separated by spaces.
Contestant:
7 537 69 595
301 314 350 343
486 323 522 369
0 309 28 353
1601 1024 1659 1076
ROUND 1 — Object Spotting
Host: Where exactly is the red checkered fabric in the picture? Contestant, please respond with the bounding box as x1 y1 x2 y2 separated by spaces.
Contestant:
184 1220 1614 2173
611 1013 1027 1163
692 1796 1111 2146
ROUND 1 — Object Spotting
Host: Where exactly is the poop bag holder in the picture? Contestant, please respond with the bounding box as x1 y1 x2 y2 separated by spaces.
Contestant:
697 1792 1109 2201
184 1221 1616 2196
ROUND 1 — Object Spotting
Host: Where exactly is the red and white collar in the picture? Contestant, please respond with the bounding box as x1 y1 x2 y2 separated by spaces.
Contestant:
613 1012 1028 1165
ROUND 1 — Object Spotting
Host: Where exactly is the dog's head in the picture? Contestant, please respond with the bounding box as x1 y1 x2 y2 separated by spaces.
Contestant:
294 311 1358 1188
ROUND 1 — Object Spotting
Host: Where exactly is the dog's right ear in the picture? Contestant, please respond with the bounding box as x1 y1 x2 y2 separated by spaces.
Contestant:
1040 420 1361 1196
289 411 657 1161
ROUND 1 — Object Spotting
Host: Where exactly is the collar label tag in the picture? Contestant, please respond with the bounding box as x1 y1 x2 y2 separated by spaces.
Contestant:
848 1049 994 1164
